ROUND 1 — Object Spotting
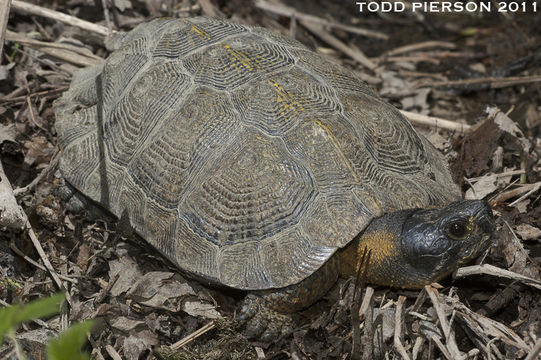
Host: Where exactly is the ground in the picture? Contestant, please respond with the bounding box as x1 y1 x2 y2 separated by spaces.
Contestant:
0 0 540 359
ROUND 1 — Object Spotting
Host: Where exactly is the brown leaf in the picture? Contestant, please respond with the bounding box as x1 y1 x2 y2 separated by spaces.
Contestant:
112 317 146 332
123 330 158 360
0 123 17 144
515 224 541 242
109 256 142 297
23 136 54 167
77 243 90 271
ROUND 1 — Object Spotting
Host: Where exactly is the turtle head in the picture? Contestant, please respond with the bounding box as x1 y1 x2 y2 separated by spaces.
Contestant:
399 199 495 287
350 199 495 288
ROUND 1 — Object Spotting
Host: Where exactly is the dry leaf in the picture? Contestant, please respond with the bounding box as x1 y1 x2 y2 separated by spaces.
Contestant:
465 173 498 200
515 224 541 241
0 123 17 144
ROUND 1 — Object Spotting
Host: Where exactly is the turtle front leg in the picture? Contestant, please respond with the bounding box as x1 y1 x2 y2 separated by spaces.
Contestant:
238 256 341 341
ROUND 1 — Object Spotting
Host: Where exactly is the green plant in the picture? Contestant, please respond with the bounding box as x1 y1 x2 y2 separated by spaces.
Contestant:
0 293 94 360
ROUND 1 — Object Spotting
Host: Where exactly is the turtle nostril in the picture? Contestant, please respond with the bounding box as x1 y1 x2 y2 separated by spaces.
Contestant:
479 214 496 233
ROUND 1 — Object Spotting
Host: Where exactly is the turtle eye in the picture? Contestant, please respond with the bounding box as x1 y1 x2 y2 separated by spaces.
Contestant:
446 220 470 240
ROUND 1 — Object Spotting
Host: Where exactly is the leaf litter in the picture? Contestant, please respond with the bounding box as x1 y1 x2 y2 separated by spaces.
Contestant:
1 1 540 359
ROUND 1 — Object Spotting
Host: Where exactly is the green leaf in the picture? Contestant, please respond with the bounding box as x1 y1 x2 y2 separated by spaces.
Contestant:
46 320 94 360
0 303 22 345
14 293 65 324
0 293 65 346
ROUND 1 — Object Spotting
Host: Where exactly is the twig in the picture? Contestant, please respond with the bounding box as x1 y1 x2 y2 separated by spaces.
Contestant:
5 30 103 67
0 85 69 104
412 336 424 360
394 296 411 360
508 182 541 207
360 289 374 360
9 240 77 283
105 344 123 360
0 160 71 307
399 69 447 81
491 182 541 204
468 169 526 183
11 0 109 36
25 96 47 132
0 161 26 230
300 20 376 71
524 339 541 360
400 110 471 133
255 347 265 359
425 286 462 359
26 219 71 302
385 55 440 65
430 335 453 360
6 30 102 59
383 40 456 57
101 0 112 33
455 264 541 291
170 321 216 350
358 286 375 318
198 0 221 17
254 0 388 40
351 247 371 360
428 75 541 89
0 0 12 57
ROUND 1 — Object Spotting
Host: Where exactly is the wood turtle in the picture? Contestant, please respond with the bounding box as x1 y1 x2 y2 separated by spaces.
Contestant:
54 17 495 340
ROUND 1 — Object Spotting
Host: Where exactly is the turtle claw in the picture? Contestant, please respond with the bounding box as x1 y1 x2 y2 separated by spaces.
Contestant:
239 294 294 341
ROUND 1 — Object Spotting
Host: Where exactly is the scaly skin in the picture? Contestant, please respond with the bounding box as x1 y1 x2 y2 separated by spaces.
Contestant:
239 200 495 340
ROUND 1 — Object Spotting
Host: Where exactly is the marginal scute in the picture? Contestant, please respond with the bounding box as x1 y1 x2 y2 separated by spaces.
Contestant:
117 174 147 231
58 132 99 198
101 38 149 111
175 219 220 282
260 229 335 288
55 17 461 291
219 241 269 289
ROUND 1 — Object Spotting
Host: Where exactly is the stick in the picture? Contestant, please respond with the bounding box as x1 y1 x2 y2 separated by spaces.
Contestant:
455 264 541 291
0 86 69 104
425 286 462 359
384 40 456 57
0 0 12 57
0 161 26 230
198 0 221 18
429 74 541 89
300 20 377 70
394 296 411 360
524 340 541 360
6 30 103 60
492 182 541 204
11 0 109 36
9 240 77 283
170 321 216 350
400 110 471 133
254 0 388 40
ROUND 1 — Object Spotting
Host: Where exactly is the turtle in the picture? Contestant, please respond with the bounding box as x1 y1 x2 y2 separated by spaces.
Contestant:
54 17 495 340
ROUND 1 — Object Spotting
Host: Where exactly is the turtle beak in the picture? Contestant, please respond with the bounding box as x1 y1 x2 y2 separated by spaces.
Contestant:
474 201 495 234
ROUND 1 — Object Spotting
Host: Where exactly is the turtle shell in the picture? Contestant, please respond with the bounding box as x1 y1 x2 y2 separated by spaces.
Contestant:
54 17 460 290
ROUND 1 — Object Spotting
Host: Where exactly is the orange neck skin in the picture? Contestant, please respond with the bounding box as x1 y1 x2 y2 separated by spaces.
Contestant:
338 209 432 289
